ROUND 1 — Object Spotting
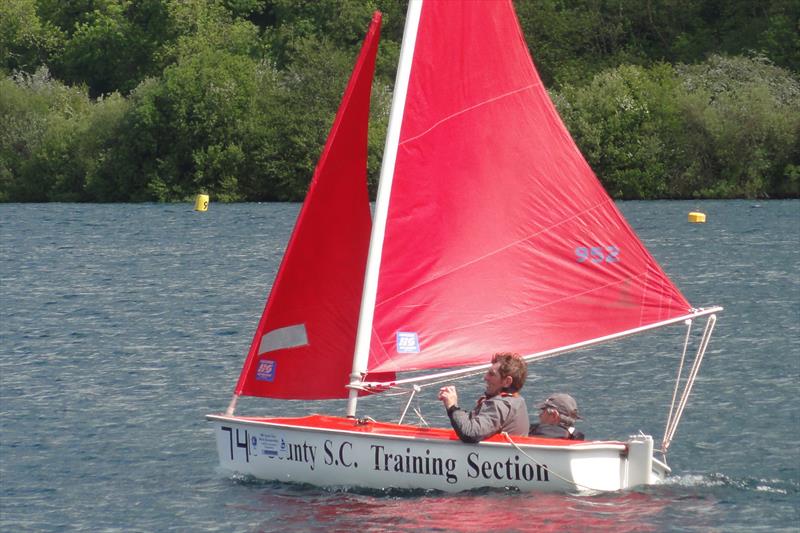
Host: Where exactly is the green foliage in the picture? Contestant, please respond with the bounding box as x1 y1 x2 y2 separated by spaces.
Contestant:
91 50 272 202
54 0 173 96
555 55 800 199
516 0 799 88
1 1 798 202
80 7 279 202
263 35 360 199
35 0 99 36
677 55 800 198
0 0 63 74
78 91 130 199
0 67 96 201
516 0 637 87
262 0 381 67
555 64 685 199
158 50 260 200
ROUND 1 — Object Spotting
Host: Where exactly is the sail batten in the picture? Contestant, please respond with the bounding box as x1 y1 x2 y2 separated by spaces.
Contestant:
399 83 539 147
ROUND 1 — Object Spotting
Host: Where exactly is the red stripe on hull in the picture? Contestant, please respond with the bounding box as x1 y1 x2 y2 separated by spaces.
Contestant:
230 414 621 448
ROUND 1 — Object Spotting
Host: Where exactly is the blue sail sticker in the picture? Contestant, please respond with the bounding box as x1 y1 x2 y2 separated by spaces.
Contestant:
575 245 620 263
256 359 277 382
396 332 420 353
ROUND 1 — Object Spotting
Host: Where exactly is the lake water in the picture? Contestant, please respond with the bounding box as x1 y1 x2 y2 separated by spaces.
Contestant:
1 200 798 531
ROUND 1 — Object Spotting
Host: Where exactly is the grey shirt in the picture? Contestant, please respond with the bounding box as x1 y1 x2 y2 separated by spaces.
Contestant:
447 393 529 443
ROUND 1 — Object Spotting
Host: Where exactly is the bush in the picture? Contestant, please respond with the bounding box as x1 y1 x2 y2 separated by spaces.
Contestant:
0 67 95 201
676 55 800 198
554 63 685 199
554 55 800 199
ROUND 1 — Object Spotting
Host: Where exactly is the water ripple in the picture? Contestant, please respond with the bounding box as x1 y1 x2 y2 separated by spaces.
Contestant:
1 200 798 531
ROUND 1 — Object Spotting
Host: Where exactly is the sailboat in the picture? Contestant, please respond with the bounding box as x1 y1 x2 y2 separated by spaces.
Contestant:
207 0 721 493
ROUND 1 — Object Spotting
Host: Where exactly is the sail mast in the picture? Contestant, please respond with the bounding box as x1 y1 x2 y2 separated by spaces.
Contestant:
346 0 424 417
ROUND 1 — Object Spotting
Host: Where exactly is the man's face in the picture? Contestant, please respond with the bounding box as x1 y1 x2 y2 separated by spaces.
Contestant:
483 362 512 397
539 406 560 425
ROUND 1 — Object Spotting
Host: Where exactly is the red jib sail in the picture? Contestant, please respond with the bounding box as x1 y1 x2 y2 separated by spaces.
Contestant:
365 1 692 374
234 12 394 399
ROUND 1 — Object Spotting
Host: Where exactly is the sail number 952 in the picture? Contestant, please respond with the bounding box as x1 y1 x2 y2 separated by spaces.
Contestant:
575 246 620 263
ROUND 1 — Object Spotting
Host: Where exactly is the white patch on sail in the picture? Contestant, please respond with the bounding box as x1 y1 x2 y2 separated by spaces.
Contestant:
259 324 308 354
396 332 420 353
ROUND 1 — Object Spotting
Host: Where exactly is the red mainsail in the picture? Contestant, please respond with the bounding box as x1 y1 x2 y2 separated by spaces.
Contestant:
365 1 692 374
234 12 394 399
236 1 698 401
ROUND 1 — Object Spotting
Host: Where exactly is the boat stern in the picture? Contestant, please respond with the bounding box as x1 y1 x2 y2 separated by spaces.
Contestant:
625 434 670 487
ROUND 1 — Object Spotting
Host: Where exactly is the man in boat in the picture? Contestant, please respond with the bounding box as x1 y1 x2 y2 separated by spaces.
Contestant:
438 352 529 443
529 393 584 440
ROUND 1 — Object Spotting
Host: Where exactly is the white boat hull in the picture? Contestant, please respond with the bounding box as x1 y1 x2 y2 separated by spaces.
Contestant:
207 414 669 493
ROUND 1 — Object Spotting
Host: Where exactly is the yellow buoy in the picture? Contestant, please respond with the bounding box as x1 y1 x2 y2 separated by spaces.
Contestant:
194 193 209 212
688 211 706 223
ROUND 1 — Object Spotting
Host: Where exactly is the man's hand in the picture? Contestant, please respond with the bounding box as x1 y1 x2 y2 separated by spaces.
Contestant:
438 385 458 410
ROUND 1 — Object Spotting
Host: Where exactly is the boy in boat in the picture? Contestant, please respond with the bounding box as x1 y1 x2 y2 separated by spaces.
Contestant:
529 393 585 440
438 352 529 443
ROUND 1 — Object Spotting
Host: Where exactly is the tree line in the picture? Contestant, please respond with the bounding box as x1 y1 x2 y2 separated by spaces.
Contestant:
1 0 798 202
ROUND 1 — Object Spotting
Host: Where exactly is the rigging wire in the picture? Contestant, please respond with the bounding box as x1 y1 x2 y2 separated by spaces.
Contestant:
660 314 718 456
398 385 420 424
661 318 694 460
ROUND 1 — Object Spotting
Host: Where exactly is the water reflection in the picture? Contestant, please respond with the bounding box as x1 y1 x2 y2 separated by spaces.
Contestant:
243 487 689 532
